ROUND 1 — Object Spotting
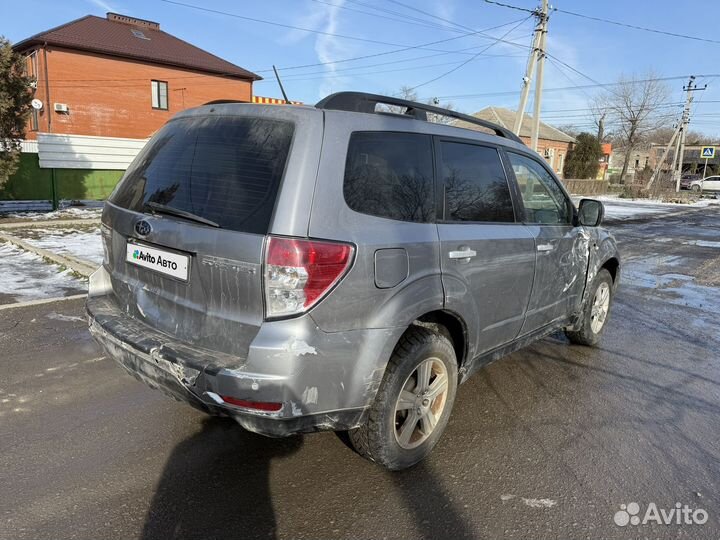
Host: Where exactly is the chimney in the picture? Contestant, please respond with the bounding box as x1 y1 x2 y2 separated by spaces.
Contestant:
106 13 160 30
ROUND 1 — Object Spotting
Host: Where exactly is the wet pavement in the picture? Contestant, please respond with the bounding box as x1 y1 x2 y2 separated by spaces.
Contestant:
1 207 719 539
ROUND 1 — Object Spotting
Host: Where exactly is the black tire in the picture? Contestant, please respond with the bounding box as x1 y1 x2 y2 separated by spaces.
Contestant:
691 184 701 192
349 326 458 471
565 268 614 347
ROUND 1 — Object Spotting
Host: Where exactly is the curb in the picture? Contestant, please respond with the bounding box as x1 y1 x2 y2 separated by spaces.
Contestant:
0 231 97 278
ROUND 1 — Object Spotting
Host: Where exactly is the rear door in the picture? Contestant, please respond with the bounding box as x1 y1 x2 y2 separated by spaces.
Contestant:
436 138 536 358
103 108 321 359
504 151 589 334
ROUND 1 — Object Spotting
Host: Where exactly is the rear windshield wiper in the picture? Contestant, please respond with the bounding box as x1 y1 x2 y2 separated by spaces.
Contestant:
144 201 221 228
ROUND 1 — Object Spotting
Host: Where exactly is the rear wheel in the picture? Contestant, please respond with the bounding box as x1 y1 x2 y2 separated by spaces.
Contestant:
349 326 457 470
566 268 614 346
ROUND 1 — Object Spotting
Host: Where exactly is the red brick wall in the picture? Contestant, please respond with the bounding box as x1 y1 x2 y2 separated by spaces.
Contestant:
519 136 573 178
25 46 253 139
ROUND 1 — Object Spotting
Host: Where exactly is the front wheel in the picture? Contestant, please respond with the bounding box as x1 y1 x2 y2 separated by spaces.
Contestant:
349 326 458 470
566 268 614 346
691 184 701 192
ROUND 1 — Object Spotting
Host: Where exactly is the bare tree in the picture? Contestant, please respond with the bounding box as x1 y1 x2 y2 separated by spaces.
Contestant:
383 86 456 125
598 73 671 183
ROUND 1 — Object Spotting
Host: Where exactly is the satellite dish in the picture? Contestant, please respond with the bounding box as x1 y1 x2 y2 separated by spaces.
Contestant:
31 99 43 110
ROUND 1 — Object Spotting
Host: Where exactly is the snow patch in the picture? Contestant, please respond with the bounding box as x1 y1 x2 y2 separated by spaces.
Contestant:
19 227 103 266
0 242 86 304
522 498 557 508
500 493 557 508
46 312 85 323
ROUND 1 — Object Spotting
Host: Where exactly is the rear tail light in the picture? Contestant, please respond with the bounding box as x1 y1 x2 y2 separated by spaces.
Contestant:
264 236 354 319
220 395 283 412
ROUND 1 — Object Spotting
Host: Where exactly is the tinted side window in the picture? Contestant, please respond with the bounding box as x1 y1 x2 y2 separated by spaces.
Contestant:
344 132 434 223
440 142 515 222
110 116 294 234
508 152 570 224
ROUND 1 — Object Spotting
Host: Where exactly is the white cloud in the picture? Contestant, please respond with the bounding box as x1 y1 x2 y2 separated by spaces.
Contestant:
313 0 352 98
86 0 117 12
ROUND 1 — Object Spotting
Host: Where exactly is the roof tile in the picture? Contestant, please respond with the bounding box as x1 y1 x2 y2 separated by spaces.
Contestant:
13 14 260 81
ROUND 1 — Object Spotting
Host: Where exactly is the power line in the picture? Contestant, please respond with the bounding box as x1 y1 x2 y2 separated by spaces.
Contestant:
432 74 720 100
407 16 532 91
313 0 476 34
159 0 467 50
385 0 482 33
484 0 538 14
160 0 532 75
555 7 720 45
253 53 524 84
484 0 720 44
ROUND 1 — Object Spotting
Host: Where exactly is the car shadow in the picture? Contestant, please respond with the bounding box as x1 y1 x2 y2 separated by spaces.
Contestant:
140 416 302 540
391 461 477 540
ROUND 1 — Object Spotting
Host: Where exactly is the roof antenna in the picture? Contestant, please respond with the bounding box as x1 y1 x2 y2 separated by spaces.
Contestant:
272 65 290 104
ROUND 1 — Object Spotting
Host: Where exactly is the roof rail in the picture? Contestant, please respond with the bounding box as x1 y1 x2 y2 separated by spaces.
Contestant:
315 92 524 144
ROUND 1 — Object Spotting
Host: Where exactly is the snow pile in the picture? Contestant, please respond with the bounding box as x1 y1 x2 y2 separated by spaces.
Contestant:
0 242 86 304
1 206 103 222
21 227 103 266
572 195 720 221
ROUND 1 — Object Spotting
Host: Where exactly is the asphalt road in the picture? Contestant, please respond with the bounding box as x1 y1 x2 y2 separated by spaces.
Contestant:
2 208 719 540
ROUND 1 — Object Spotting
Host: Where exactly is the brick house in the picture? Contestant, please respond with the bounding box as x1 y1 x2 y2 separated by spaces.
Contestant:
456 107 575 178
4 13 259 206
13 13 259 139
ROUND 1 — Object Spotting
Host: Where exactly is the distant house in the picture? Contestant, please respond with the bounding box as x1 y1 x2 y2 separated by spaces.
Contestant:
455 107 575 178
5 13 260 205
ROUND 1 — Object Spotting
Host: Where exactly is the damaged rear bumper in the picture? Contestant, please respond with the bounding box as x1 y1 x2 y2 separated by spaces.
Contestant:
86 282 404 437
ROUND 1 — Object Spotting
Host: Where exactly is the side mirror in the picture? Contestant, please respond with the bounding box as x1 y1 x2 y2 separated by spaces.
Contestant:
577 198 604 227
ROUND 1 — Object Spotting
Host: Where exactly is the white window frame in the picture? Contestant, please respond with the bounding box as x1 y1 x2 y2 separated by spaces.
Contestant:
151 80 169 110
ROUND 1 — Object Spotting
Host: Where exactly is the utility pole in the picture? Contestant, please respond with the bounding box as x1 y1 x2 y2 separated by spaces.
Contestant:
530 0 549 152
597 112 606 142
646 126 679 190
674 76 705 192
514 0 549 150
647 76 706 191
513 15 542 134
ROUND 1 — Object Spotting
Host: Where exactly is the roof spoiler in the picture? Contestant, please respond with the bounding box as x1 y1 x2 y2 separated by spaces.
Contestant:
315 91 524 145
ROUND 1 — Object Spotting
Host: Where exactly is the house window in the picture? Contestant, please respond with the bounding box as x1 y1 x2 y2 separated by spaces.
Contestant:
151 80 168 110
558 152 564 174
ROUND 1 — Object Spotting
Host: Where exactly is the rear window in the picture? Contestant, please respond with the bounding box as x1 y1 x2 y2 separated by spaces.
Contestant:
110 116 294 233
343 132 435 223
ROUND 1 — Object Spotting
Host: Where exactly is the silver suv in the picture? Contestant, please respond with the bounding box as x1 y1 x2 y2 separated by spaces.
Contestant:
87 92 620 470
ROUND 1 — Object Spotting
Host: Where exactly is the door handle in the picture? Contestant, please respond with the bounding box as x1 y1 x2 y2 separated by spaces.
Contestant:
537 243 555 252
448 249 477 259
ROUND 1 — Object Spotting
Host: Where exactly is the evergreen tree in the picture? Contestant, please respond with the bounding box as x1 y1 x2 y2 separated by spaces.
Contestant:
0 36 33 188
564 132 602 179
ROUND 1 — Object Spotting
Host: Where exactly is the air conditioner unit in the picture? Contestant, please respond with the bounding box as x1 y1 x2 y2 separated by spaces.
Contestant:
54 103 69 113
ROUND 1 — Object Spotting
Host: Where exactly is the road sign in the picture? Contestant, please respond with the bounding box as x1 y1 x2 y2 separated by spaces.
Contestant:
701 146 715 158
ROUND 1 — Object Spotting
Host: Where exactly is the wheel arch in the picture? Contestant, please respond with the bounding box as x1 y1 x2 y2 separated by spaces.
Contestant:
406 309 469 372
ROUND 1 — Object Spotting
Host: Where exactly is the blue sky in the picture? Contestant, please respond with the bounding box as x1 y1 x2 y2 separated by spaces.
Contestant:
4 0 719 135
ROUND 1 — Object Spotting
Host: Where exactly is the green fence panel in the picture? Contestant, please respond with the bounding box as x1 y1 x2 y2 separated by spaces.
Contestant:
0 153 53 200
1 154 125 201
